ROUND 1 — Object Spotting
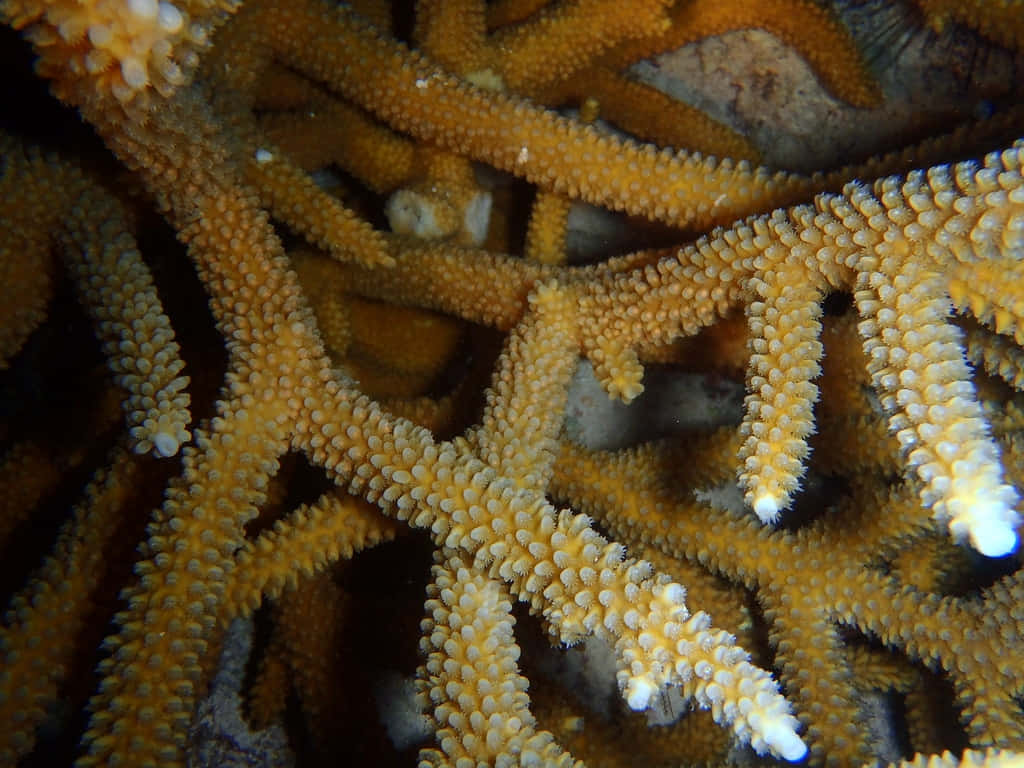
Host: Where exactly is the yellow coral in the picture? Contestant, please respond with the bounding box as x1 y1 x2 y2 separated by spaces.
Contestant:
416 551 581 767
738 254 824 520
3 0 235 102
0 134 192 457
3 0 1024 766
0 443 142 763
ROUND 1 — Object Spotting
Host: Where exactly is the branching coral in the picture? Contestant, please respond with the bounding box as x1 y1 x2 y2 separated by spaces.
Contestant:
1 1 1023 767
0 133 192 457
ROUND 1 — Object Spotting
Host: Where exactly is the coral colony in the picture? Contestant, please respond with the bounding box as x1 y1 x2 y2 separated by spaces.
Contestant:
1 1 1023 766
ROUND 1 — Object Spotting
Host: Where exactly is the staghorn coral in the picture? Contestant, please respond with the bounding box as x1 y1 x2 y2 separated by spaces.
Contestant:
0 133 192 457
1 1 1024 768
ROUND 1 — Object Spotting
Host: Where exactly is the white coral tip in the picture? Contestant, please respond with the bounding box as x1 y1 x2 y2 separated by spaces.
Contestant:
752 492 780 524
969 514 1019 557
624 676 657 711
761 716 808 762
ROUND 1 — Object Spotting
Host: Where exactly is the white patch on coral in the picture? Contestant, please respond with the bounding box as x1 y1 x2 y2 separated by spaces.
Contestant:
374 670 432 750
386 189 447 239
462 191 492 246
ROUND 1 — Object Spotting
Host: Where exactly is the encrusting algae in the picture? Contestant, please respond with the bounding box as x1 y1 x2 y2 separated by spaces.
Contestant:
1 0 1024 766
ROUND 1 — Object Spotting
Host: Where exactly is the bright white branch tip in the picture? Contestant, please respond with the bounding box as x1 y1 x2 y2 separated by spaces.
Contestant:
625 676 656 711
761 716 808 762
752 492 780 524
950 483 1021 557
968 511 1019 557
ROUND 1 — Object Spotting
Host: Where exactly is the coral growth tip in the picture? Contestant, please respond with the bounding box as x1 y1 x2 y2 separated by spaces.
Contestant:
969 515 1019 558
762 717 808 762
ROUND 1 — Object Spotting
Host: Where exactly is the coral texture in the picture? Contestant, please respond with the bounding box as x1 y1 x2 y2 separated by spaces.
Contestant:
1 1 1023 767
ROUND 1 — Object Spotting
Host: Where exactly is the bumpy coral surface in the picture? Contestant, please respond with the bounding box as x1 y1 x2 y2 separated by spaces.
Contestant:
1 1 1023 767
